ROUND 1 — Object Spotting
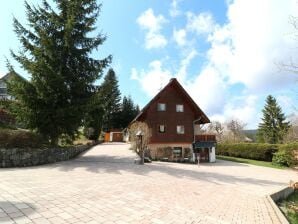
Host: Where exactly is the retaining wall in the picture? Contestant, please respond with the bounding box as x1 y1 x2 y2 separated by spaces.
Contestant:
0 144 92 168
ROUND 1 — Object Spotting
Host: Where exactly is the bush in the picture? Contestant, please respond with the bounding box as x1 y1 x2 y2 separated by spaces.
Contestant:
0 129 45 148
273 143 298 167
216 143 278 161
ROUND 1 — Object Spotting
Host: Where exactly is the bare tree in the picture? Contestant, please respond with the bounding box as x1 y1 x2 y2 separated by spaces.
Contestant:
226 119 246 142
207 121 224 142
129 121 152 164
284 115 298 142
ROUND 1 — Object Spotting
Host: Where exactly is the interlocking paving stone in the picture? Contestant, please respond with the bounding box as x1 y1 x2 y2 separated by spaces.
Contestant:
0 142 297 224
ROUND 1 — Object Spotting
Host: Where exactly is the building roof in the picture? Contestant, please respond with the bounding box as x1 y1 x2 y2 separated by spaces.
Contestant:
131 78 210 125
0 72 24 82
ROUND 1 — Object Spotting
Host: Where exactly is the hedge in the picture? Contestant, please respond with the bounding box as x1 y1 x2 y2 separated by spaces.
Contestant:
272 143 298 167
0 129 44 148
216 142 298 167
216 143 278 161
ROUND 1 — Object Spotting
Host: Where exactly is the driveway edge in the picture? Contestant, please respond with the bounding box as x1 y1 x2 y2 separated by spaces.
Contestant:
266 186 294 224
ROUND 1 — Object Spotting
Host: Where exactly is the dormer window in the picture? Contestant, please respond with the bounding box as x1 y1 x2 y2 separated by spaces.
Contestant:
176 104 184 112
157 103 166 111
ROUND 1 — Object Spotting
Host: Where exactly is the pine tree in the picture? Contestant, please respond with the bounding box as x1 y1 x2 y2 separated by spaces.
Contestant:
258 95 291 144
119 96 140 128
100 68 121 131
7 0 111 144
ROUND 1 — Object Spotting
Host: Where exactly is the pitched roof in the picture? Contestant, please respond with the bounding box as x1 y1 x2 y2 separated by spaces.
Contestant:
132 78 210 124
0 72 25 82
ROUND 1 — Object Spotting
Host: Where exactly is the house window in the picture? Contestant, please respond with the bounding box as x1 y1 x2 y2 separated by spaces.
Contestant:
157 103 166 111
176 104 184 112
173 147 182 157
177 125 185 134
159 125 166 133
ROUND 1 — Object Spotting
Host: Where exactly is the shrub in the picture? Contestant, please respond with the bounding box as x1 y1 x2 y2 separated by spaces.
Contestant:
0 129 45 148
216 143 278 161
273 143 298 167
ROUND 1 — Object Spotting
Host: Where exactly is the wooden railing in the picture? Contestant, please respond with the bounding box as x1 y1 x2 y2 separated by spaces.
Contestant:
195 134 216 142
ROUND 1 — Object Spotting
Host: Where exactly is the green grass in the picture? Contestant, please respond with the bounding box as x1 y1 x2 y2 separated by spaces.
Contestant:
216 155 285 169
278 192 298 224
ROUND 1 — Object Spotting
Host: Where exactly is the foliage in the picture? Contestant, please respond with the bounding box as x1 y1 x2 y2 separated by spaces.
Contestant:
99 68 121 131
217 142 298 167
216 143 278 161
278 192 298 224
0 129 44 148
272 142 298 167
258 95 291 144
216 155 285 169
129 121 152 161
118 96 140 129
7 0 111 145
83 88 105 140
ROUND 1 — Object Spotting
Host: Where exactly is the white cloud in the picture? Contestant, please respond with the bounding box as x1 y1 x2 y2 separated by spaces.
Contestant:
207 0 298 92
133 0 298 128
186 12 216 35
176 49 197 81
130 60 172 97
145 32 167 50
137 8 168 49
185 67 227 115
169 0 182 17
173 28 187 46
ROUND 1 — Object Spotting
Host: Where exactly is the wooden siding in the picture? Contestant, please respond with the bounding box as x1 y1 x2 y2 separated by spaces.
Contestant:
139 85 197 143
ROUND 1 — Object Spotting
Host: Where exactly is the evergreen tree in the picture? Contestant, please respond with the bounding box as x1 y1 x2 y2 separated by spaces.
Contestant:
7 0 111 144
100 68 121 131
84 88 105 140
258 95 291 144
119 96 140 128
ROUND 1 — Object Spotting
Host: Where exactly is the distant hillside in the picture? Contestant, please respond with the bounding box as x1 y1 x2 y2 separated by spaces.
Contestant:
243 129 257 142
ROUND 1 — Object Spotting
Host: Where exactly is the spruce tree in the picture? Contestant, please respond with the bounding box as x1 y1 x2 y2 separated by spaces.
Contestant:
7 0 111 144
100 68 121 131
119 96 140 128
258 95 291 144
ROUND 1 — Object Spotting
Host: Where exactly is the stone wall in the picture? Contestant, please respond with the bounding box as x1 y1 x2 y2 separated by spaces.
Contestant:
0 144 92 168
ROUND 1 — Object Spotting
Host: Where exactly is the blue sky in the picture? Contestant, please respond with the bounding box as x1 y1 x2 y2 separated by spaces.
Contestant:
0 0 297 129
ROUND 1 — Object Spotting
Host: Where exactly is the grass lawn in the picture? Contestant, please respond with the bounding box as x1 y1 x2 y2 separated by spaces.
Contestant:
216 155 285 169
278 192 298 224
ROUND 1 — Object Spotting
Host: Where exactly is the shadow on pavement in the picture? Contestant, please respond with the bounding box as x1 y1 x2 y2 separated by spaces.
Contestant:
0 201 35 218
52 154 287 187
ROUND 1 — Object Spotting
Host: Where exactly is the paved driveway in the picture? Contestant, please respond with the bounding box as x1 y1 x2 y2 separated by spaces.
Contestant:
0 143 297 224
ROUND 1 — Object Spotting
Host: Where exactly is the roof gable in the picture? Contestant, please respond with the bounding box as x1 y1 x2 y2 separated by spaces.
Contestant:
133 78 210 124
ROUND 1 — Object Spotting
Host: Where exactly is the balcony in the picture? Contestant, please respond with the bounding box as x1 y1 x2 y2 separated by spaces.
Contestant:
195 134 216 142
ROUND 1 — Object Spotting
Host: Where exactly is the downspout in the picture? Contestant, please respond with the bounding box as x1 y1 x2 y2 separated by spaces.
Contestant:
193 116 202 142
192 117 202 163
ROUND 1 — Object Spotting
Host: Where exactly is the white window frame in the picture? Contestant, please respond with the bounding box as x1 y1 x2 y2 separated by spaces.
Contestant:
177 125 185 134
159 125 166 133
176 104 184 112
157 103 166 111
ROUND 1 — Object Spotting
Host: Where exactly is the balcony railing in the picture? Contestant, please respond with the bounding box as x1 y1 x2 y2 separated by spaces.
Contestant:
195 134 216 142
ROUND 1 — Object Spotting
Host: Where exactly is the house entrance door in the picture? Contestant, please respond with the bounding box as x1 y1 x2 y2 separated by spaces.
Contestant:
199 148 209 162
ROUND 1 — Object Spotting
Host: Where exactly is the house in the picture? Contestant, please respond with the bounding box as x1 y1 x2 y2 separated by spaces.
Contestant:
131 78 216 163
0 72 22 100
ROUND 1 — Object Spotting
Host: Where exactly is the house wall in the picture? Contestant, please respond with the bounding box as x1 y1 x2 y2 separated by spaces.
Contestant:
147 143 193 161
139 85 198 144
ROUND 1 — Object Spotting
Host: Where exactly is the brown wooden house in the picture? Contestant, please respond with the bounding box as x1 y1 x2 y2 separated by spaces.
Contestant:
131 78 216 163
